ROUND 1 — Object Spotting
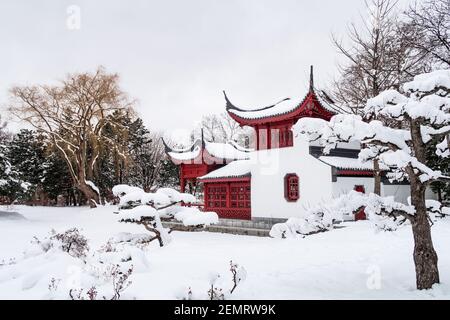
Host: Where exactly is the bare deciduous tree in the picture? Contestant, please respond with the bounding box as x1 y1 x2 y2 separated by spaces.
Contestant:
9 67 134 208
192 112 254 148
129 131 167 192
401 0 450 69
331 0 426 195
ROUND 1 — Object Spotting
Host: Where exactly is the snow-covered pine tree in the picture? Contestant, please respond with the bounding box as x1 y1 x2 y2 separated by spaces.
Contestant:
113 185 218 247
7 129 47 203
155 158 179 190
0 117 22 203
296 69 450 290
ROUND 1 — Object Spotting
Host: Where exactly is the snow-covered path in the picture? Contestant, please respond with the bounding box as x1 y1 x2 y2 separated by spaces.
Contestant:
0 205 449 299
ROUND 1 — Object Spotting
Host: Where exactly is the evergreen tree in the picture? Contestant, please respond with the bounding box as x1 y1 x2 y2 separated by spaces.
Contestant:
155 158 179 189
426 137 450 204
42 150 74 204
0 118 22 203
7 130 46 202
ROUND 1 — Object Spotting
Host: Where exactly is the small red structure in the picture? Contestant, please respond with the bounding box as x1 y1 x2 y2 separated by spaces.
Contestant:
224 66 337 150
163 131 251 195
354 185 367 221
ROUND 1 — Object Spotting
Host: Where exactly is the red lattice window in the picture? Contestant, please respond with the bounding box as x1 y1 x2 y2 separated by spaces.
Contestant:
206 185 227 208
284 173 299 202
354 185 365 193
230 183 251 209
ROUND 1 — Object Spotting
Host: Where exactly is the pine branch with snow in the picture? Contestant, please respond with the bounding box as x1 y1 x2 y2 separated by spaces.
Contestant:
113 185 218 247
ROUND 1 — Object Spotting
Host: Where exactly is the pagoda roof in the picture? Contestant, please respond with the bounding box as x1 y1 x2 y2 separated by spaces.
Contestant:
224 66 347 125
163 134 252 165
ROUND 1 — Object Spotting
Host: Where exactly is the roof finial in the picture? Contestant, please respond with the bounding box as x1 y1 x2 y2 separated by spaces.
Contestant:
200 128 206 146
309 65 314 92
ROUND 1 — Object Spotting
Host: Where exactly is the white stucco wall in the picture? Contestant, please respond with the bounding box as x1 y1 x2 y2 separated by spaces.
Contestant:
333 177 437 204
381 184 411 203
332 177 375 198
250 137 333 219
247 134 438 219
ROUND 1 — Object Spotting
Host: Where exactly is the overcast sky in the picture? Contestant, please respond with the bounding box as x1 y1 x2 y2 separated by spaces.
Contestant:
0 0 412 141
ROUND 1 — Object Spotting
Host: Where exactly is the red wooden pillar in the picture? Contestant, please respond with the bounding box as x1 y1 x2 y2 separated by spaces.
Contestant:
226 182 231 209
180 165 186 193
203 183 208 211
255 126 260 150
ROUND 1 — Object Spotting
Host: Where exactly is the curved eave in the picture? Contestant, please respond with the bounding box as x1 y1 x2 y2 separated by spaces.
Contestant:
168 149 246 166
163 137 206 164
225 90 336 126
162 137 204 154
168 152 203 165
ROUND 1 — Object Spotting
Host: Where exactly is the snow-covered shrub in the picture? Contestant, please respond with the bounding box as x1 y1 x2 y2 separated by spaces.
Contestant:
271 190 450 239
111 264 134 300
68 286 98 300
180 260 247 300
94 241 150 272
113 185 218 247
51 228 89 258
269 191 359 238
30 228 89 258
48 278 61 293
173 207 219 227
229 260 247 294
207 284 225 300
67 261 133 301
103 232 157 250
0 257 16 267
1 229 140 300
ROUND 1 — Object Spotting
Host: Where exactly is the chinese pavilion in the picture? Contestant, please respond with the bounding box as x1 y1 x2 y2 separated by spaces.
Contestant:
162 130 251 194
224 66 338 150
165 67 414 222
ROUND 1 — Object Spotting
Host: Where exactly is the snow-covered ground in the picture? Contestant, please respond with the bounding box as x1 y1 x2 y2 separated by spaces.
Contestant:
0 205 449 299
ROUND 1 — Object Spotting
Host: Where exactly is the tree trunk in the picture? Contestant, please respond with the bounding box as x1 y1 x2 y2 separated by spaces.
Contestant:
373 159 382 195
437 187 442 203
77 181 99 208
410 181 440 289
407 119 440 289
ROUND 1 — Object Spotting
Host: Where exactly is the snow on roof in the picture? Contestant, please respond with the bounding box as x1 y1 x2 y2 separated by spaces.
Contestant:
226 88 343 121
199 160 252 180
205 142 250 160
319 156 388 171
227 97 300 120
167 141 250 162
228 140 255 152
168 144 202 161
